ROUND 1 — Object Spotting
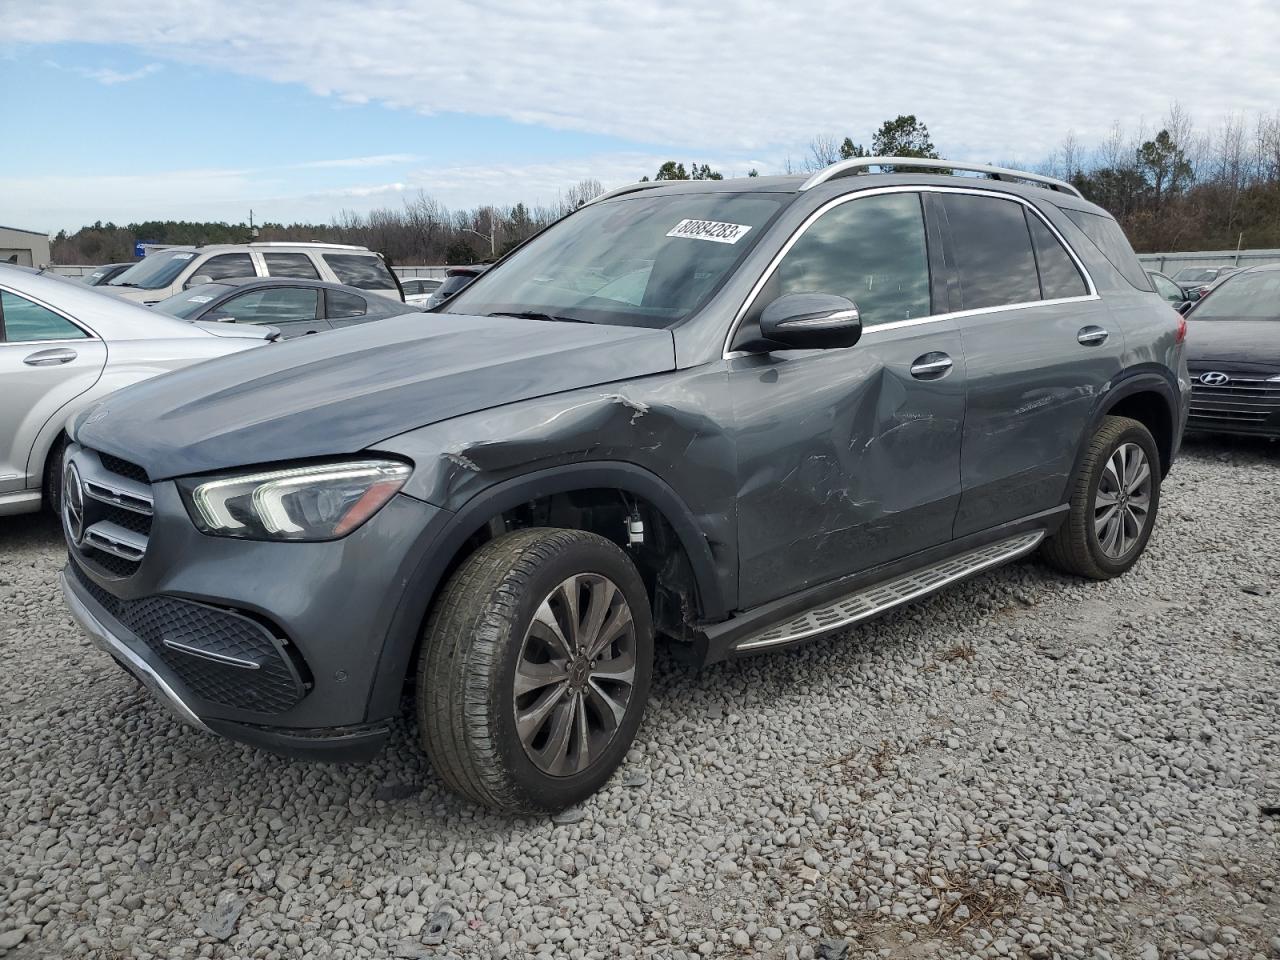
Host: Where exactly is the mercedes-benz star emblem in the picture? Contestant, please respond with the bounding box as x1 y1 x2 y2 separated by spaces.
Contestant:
1199 371 1230 386
63 461 86 545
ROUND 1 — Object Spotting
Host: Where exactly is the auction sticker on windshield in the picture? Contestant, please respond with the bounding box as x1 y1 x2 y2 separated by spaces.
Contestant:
666 219 752 244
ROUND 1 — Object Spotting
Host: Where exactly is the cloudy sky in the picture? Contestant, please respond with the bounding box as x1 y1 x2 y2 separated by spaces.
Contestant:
2 0 1277 232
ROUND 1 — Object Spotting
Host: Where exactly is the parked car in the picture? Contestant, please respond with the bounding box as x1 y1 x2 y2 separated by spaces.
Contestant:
1182 264 1280 438
0 263 273 518
1172 265 1237 302
401 277 443 306
1147 270 1190 309
152 277 418 339
106 242 404 306
60 158 1188 812
424 265 487 308
82 263 134 287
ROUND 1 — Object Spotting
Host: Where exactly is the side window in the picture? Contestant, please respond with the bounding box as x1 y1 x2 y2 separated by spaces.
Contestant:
1060 208 1152 291
263 252 320 279
322 254 396 290
940 194 1040 310
1151 274 1183 303
1026 213 1088 300
1 291 88 342
218 287 319 323
761 192 931 329
326 289 368 319
192 253 255 284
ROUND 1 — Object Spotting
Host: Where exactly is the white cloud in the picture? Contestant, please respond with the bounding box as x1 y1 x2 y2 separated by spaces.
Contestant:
10 0 1279 158
45 59 162 85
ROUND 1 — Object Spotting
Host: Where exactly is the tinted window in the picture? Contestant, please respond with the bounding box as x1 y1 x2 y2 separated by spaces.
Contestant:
193 253 255 284
1027 214 1088 299
218 287 319 324
323 253 396 290
766 192 931 328
436 273 478 298
941 194 1040 310
263 252 320 279
326 289 367 319
1061 208 1152 291
1 291 88 342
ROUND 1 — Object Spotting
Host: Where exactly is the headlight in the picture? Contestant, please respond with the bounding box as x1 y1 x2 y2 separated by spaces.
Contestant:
179 460 412 541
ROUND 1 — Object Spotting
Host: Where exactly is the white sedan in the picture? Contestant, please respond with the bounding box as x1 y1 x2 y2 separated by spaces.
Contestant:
0 265 273 517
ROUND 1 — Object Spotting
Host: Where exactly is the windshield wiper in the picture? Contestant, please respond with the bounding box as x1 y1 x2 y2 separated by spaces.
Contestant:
486 311 593 324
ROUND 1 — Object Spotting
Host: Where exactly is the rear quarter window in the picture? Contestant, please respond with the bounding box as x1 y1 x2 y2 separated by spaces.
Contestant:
1060 208 1151 291
323 254 396 290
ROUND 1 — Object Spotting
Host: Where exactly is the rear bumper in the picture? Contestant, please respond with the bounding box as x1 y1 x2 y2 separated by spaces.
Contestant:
62 568 392 761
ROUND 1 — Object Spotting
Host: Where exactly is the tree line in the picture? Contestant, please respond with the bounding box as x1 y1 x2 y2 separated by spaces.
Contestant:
49 107 1280 266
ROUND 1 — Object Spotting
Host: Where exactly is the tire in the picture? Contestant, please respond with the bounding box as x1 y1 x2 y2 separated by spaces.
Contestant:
1041 416 1162 579
418 528 654 813
43 433 69 517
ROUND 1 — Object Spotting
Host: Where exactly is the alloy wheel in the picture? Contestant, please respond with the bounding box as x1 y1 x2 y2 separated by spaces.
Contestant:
513 573 637 777
1094 442 1152 559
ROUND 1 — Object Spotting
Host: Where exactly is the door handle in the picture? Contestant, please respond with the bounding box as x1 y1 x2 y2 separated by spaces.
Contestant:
910 353 954 379
1077 326 1109 346
23 347 78 366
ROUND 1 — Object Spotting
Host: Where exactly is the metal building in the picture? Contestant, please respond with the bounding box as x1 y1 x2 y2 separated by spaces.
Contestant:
0 225 52 267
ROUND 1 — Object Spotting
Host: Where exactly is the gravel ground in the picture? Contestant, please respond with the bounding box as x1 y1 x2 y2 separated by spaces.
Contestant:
1 436 1278 960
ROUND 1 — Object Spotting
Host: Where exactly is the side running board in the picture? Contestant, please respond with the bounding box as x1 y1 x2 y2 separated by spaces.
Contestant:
734 531 1045 652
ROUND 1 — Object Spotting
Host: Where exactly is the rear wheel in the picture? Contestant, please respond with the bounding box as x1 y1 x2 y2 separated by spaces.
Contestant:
418 528 653 812
1042 416 1161 579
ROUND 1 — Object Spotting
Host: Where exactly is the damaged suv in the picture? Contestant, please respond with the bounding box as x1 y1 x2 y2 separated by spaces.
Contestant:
60 158 1189 812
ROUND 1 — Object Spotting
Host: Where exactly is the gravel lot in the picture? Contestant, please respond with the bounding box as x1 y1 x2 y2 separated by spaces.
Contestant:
2 436 1278 960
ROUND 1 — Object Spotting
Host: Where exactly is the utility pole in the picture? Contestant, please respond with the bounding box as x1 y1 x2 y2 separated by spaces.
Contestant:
249 209 260 240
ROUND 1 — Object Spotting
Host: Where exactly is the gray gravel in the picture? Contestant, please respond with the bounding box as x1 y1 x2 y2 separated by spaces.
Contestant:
2 436 1278 960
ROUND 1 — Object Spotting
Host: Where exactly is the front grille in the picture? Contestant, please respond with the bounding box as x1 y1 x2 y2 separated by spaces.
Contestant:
70 449 154 579
98 453 150 484
70 560 309 714
1188 372 1280 426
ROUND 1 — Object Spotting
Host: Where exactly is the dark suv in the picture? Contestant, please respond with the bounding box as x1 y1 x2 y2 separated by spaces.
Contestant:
60 158 1190 812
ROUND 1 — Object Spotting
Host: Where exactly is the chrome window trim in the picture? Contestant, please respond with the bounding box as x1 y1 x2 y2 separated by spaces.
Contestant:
721 184 1098 359
0 282 98 342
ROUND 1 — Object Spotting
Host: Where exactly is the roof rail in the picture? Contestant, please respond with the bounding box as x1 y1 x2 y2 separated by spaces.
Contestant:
799 157 1084 198
247 240 368 250
582 181 672 207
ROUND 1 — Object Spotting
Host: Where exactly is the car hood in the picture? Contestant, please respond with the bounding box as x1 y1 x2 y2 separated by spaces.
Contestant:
1185 318 1280 365
74 312 677 479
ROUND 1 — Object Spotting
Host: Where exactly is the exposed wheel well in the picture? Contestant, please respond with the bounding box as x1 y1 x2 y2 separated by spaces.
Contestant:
1106 391 1174 475
413 489 703 680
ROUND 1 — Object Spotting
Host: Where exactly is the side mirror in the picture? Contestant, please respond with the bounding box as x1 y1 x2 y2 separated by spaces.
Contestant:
184 274 214 290
759 293 862 350
1176 300 1193 315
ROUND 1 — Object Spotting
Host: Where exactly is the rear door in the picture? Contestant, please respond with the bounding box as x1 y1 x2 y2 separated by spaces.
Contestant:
0 288 107 492
262 251 322 280
933 190 1123 536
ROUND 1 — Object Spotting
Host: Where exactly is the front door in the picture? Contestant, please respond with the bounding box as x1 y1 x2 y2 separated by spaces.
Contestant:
728 191 966 608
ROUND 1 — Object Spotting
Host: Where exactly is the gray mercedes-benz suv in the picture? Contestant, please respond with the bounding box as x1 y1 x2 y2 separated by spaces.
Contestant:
60 158 1190 812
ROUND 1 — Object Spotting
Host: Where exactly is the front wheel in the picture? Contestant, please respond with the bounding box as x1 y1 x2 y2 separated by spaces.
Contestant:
418 528 653 812
1041 415 1162 579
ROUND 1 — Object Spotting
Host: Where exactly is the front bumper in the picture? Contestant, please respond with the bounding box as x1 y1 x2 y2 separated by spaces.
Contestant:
60 442 454 760
62 566 394 761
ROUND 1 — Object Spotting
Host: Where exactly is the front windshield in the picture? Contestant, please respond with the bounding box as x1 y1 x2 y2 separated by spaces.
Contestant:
109 250 197 290
443 192 783 328
1190 271 1280 321
152 283 234 319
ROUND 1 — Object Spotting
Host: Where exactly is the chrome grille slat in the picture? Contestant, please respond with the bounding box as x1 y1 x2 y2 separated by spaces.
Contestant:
67 448 153 578
83 521 148 561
